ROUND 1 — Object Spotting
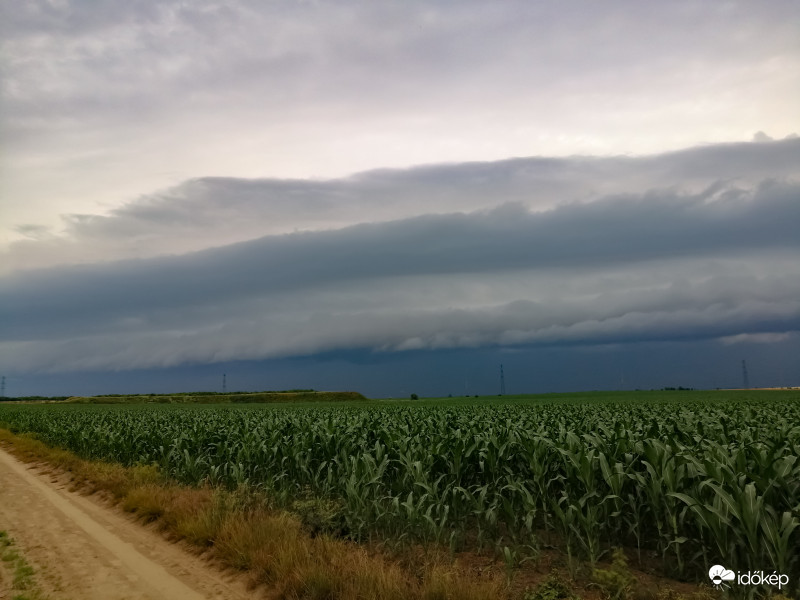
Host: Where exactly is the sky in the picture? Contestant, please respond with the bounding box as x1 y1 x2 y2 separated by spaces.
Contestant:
1 0 798 397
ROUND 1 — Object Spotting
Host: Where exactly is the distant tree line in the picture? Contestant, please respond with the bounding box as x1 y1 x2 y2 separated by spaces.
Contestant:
0 396 70 402
62 389 317 398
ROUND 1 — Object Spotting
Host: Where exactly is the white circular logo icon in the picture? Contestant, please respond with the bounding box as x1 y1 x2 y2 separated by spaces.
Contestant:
708 565 735 586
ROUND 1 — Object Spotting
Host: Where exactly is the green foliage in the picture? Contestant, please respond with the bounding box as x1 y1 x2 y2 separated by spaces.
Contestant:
523 573 579 600
291 496 348 538
1 390 799 590
592 548 635 600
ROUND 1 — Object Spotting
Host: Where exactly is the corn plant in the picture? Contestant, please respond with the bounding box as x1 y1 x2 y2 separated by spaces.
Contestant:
1 390 798 592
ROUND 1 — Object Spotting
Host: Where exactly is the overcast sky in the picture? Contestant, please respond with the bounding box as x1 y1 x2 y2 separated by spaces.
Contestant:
1 1 798 397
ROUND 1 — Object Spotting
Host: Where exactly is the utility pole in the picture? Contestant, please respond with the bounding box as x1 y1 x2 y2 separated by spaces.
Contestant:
222 373 227 394
742 360 750 389
0 376 5 398
500 364 506 396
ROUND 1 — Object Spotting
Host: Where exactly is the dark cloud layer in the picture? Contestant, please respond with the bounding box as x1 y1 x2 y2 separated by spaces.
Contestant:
3 178 799 332
2 159 798 376
5 334 799 399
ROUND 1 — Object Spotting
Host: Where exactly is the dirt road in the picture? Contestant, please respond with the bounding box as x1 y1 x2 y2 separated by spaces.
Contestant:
0 447 254 600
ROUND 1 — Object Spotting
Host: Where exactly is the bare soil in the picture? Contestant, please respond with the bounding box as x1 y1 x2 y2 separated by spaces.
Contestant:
0 447 254 600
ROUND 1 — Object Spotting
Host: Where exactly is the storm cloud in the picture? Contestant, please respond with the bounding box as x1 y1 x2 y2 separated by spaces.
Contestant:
2 1 798 392
2 158 798 374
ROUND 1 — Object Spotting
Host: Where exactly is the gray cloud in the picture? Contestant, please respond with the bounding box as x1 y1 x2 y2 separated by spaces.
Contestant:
3 263 798 373
1 173 798 373
5 139 799 272
3 0 799 249
3 2 799 386
4 178 798 328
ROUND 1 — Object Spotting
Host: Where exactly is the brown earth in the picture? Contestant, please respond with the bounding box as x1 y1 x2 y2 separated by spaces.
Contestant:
0 447 255 600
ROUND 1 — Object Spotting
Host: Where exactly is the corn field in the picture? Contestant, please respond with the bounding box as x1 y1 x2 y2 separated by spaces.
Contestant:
1 392 798 588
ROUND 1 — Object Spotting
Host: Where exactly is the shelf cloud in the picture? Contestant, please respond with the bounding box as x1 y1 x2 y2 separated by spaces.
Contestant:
2 143 798 374
5 139 799 273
